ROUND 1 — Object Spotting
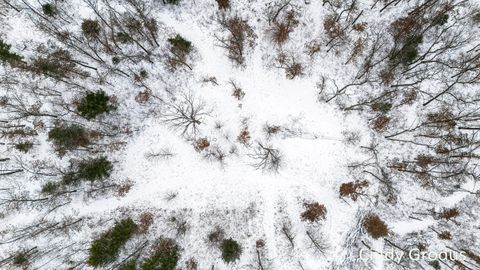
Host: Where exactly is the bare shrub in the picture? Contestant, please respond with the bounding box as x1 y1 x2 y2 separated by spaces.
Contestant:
208 227 225 244
116 180 133 197
305 40 321 57
237 128 251 145
185 258 198 270
301 202 327 222
230 81 245 100
135 89 152 104
169 216 188 236
249 142 282 172
363 214 388 239
263 124 282 138
276 51 304 79
270 10 299 45
216 16 256 66
346 38 365 64
342 131 361 145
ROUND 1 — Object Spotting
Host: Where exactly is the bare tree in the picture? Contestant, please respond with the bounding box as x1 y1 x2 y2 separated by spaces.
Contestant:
249 142 282 173
162 93 209 138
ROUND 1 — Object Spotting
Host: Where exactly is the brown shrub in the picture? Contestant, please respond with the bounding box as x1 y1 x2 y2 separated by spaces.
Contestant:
135 89 152 104
379 68 395 85
276 52 304 79
194 138 210 151
462 250 480 267
138 212 154 234
237 128 251 145
230 81 245 100
415 154 435 168
323 14 344 40
348 38 365 63
301 202 327 222
185 258 198 270
363 214 388 239
217 16 256 66
215 0 230 10
388 159 407 171
285 62 303 79
372 115 391 132
255 239 265 249
438 231 451 240
426 110 456 129
401 89 417 105
271 10 299 45
116 180 133 197
417 243 427 252
153 238 177 254
438 208 459 220
390 8 424 42
339 180 368 201
435 145 450 155
305 40 321 57
352 22 367 32
208 227 225 244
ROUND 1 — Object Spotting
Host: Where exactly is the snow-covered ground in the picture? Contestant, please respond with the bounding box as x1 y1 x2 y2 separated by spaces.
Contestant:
1 0 479 269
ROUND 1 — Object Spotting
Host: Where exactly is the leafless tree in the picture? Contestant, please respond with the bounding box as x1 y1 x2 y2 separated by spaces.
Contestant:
162 93 209 138
249 142 282 173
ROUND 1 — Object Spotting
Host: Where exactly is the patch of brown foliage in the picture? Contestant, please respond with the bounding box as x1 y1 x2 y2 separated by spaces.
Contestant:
426 110 456 130
256 239 265 249
277 52 303 79
116 181 133 197
323 14 344 40
379 68 395 85
461 250 480 267
348 38 365 63
438 208 459 220
339 180 368 201
135 89 152 104
271 10 299 45
138 212 154 234
352 22 367 32
237 128 251 145
372 115 391 132
363 214 388 239
215 0 230 10
217 16 256 66
301 202 327 222
438 231 451 240
194 138 210 151
415 154 435 168
401 89 417 105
